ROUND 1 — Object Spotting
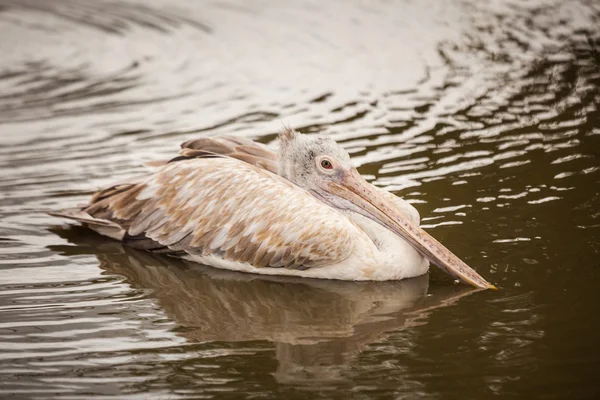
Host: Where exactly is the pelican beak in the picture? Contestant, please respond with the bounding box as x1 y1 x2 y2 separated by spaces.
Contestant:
327 169 497 290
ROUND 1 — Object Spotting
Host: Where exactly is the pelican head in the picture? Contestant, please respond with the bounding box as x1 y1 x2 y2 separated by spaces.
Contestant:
278 128 496 290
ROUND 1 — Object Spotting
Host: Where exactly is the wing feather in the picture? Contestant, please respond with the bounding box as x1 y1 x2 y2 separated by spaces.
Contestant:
178 136 279 174
82 157 357 269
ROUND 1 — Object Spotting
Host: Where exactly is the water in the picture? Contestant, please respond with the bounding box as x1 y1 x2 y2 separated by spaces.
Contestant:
1 0 599 398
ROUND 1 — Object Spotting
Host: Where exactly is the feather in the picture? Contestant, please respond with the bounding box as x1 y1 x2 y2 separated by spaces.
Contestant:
48 208 125 240
177 136 279 174
56 156 357 270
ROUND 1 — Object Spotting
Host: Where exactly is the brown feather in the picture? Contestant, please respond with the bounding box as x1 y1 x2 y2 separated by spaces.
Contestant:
177 136 279 174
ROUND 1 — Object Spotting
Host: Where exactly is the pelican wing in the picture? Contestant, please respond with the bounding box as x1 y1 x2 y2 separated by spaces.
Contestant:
81 156 356 269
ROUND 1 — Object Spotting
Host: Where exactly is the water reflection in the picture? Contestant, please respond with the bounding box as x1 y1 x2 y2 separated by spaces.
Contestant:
50 226 477 387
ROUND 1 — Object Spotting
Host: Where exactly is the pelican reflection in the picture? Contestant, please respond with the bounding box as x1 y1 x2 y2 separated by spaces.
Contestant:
50 226 478 386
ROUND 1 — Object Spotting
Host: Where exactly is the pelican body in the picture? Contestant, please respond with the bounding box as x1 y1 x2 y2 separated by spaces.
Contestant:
50 129 496 289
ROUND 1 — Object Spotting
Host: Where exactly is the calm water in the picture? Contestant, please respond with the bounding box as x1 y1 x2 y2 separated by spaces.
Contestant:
1 0 599 399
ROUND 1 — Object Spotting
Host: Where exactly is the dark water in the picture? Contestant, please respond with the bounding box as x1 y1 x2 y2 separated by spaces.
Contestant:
1 0 599 398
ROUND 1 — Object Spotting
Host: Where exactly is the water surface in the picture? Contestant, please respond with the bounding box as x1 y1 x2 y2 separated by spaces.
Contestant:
1 0 599 399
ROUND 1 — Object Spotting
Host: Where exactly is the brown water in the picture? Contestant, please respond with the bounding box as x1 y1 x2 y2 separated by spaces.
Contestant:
1 0 599 399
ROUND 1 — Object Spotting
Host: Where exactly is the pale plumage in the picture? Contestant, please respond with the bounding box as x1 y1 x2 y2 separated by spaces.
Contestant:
50 129 495 288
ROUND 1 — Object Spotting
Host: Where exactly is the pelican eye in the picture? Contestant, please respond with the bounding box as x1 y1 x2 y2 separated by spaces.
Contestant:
321 159 333 169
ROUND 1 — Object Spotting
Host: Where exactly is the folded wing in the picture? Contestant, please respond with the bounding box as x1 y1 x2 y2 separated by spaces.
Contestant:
57 155 357 270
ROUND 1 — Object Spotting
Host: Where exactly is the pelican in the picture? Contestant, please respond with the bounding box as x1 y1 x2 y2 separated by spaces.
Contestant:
49 128 496 289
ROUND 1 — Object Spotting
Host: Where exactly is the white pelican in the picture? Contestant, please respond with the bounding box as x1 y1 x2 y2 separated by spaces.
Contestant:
50 128 496 289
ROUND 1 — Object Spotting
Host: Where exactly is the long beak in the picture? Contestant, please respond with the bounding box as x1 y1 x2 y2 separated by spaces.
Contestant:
327 170 497 290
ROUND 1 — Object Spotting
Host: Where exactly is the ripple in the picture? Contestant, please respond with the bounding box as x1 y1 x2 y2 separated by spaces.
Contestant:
527 196 561 204
0 0 211 35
